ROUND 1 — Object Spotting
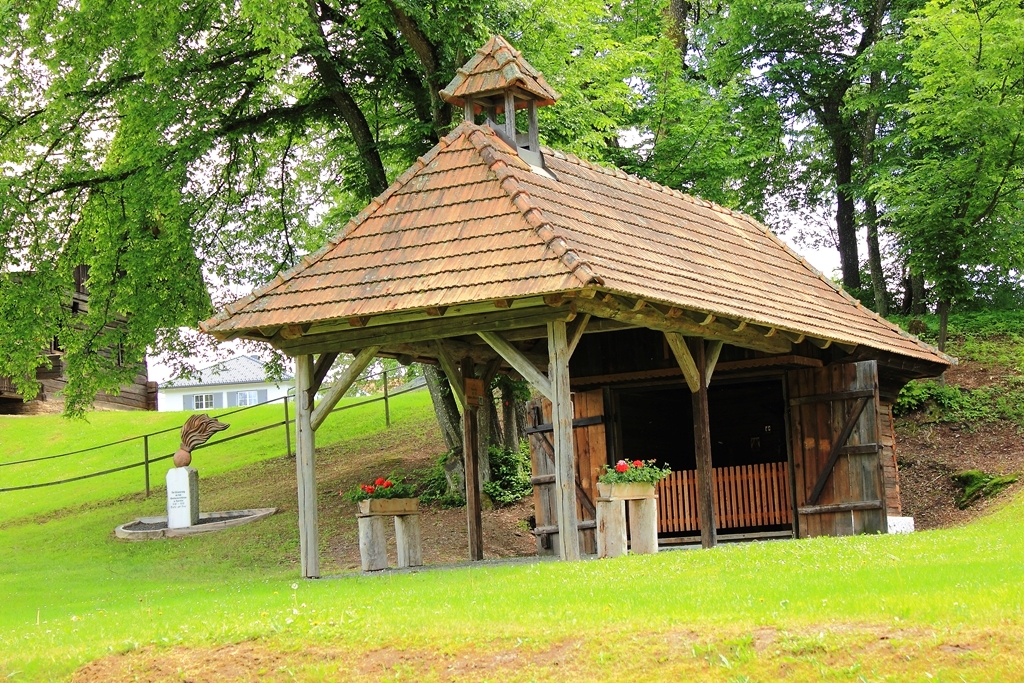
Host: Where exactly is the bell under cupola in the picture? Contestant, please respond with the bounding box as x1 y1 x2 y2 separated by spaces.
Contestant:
440 36 560 169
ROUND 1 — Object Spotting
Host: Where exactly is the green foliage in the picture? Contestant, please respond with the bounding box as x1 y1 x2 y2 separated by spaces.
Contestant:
416 452 466 508
893 379 1024 425
875 0 1024 310
889 311 1024 372
952 470 1020 509
598 458 671 484
482 439 533 507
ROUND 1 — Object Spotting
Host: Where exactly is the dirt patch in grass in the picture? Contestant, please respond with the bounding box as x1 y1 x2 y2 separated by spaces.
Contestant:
895 361 1024 531
71 624 1024 682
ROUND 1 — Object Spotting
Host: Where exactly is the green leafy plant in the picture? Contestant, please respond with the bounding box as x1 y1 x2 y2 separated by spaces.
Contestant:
598 459 671 485
483 439 533 507
418 452 465 508
341 476 415 503
952 470 1020 509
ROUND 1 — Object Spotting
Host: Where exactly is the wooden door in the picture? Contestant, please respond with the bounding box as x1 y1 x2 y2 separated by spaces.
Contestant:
787 360 887 537
526 389 606 554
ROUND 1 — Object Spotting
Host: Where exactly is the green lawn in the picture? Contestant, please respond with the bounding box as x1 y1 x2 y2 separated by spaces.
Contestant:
0 388 432 524
2 387 1023 681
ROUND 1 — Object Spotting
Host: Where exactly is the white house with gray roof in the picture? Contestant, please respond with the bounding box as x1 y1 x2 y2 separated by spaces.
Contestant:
157 355 292 412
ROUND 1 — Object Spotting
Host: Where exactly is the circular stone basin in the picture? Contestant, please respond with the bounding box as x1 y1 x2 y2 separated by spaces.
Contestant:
115 508 276 541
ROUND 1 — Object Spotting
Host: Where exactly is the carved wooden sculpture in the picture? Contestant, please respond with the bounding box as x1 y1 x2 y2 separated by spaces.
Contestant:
172 414 229 467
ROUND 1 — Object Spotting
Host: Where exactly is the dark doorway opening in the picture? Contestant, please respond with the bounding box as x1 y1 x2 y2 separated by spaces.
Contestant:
613 378 793 538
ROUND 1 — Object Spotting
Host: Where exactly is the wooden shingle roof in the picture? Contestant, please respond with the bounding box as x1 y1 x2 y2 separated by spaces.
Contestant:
439 35 560 112
201 123 950 367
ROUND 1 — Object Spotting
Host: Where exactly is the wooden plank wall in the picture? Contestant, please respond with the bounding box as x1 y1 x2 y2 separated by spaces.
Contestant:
657 463 792 533
879 402 902 516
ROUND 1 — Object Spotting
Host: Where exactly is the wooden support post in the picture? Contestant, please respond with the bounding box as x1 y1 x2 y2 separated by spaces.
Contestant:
527 99 539 151
461 356 484 561
357 516 388 571
548 320 581 561
628 498 659 554
294 354 320 578
395 514 423 568
477 330 552 399
596 499 627 558
504 90 517 142
689 339 718 549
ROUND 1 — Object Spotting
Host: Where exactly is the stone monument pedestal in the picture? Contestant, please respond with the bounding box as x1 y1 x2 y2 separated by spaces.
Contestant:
167 467 199 529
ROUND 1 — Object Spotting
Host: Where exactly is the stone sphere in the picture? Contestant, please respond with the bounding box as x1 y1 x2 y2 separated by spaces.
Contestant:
172 449 192 468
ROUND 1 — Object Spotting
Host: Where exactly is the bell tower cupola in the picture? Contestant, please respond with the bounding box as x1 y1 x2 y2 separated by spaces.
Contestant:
440 36 560 167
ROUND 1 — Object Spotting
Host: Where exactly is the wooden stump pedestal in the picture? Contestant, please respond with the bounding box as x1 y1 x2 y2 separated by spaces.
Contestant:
596 483 658 559
356 498 423 571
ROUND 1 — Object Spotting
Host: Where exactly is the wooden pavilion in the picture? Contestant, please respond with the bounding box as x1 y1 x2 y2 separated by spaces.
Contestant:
201 36 952 578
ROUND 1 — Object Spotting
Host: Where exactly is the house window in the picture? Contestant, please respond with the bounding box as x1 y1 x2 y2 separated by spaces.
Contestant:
236 390 258 407
194 394 214 410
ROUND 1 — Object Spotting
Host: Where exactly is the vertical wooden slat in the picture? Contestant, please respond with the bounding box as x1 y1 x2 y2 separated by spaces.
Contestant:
683 471 692 531
755 464 765 527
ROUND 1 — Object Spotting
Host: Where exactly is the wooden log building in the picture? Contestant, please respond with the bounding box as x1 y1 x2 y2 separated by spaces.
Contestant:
201 36 953 578
0 265 156 414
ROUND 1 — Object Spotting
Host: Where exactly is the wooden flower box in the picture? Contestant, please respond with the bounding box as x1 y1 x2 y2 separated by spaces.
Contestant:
597 482 656 501
357 497 419 517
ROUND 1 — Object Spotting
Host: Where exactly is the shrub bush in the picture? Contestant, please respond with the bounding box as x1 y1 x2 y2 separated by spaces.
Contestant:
483 439 533 507
417 452 465 508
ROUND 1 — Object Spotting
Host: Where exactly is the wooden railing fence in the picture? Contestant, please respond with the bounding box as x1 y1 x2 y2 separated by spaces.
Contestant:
656 462 792 533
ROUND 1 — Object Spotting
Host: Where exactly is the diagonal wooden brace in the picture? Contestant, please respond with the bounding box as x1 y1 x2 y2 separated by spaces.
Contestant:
807 396 870 505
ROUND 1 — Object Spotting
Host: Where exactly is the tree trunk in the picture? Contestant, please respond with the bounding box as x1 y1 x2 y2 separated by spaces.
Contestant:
665 0 692 68
911 273 927 315
937 298 950 352
384 0 452 138
833 131 861 289
423 364 466 496
307 5 389 196
861 70 887 315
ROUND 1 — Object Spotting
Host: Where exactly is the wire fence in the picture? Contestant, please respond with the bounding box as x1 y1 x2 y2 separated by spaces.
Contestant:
0 368 425 494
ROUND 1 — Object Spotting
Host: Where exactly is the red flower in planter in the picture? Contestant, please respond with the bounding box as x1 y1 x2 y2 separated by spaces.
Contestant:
632 460 643 468
375 477 387 486
365 485 376 494
615 460 629 473
382 480 394 488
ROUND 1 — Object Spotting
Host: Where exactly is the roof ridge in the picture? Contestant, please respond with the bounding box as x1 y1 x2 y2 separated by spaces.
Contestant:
466 125 603 290
199 123 472 333
539 143 952 364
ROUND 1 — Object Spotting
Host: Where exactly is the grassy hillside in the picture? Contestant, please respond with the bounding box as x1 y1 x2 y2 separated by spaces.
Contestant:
0 389 433 524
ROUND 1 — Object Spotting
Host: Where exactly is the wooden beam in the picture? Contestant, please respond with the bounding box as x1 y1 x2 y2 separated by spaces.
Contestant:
434 340 467 410
477 331 553 400
714 355 822 373
573 297 792 355
548 320 581 561
665 332 700 393
347 316 371 328
566 313 591 357
425 306 448 317
689 338 717 549
780 331 806 344
294 355 319 578
279 324 307 340
705 340 724 384
309 352 339 398
493 298 514 309
462 356 484 561
808 337 833 349
278 307 568 356
310 346 380 431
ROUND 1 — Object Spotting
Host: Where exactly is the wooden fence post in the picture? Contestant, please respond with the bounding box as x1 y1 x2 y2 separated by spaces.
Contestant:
283 395 292 457
383 369 390 428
